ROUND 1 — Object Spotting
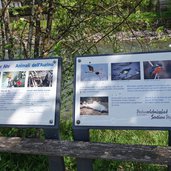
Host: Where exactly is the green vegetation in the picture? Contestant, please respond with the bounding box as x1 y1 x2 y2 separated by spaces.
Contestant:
0 0 171 170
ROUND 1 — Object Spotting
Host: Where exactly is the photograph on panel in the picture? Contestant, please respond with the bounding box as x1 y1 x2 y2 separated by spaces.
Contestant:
143 60 171 79
28 70 53 87
81 63 108 81
80 96 108 115
2 71 26 88
111 62 140 80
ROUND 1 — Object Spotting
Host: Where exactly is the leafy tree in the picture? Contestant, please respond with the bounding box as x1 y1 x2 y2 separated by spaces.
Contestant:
0 1 170 170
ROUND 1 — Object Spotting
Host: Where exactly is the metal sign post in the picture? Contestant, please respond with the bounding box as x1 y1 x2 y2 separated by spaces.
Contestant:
73 129 93 171
45 129 65 171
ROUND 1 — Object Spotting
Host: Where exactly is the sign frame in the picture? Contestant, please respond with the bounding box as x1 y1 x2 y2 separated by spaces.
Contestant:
73 51 171 130
0 57 62 129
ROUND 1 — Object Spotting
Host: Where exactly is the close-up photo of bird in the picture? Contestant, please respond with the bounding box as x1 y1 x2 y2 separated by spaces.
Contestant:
119 68 131 77
143 60 171 79
111 62 140 80
81 63 108 81
80 97 108 115
87 65 101 76
147 62 163 79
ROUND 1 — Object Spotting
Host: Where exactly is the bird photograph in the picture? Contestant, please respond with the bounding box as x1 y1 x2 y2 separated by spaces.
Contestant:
27 70 53 87
143 60 171 79
81 63 108 81
80 97 108 115
2 71 26 88
111 62 140 80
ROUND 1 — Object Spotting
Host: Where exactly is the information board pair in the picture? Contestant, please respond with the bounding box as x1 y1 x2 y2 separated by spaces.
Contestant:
1 51 171 129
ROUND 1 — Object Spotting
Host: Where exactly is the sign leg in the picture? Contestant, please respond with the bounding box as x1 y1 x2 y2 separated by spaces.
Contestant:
44 129 65 171
73 129 93 171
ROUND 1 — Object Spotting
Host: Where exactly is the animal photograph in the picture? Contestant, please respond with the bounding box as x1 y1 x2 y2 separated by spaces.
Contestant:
2 71 26 88
81 63 108 81
80 97 108 115
143 60 171 79
28 70 53 87
111 62 140 80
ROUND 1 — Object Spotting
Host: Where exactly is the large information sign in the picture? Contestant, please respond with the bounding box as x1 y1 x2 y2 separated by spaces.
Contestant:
74 52 171 129
0 58 61 127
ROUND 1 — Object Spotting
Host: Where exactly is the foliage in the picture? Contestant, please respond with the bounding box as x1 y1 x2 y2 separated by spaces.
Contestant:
0 0 170 170
91 129 168 171
0 153 48 171
128 11 159 30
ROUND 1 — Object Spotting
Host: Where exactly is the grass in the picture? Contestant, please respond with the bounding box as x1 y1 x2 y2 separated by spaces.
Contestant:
90 129 168 171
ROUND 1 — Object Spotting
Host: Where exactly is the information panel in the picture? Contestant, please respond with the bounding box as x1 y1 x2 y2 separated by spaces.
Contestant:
0 58 61 127
74 52 171 128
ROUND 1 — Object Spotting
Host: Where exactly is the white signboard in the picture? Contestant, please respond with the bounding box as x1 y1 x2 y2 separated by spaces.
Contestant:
74 52 171 128
0 58 60 127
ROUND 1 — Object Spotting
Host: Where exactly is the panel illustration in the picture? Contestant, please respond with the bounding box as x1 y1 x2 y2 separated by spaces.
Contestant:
81 63 108 81
144 60 171 79
80 97 108 115
111 62 140 80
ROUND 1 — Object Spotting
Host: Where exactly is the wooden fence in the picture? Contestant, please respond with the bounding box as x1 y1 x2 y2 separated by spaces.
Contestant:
0 136 171 165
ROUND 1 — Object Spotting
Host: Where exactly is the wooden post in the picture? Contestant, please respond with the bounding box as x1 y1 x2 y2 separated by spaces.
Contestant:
73 129 93 171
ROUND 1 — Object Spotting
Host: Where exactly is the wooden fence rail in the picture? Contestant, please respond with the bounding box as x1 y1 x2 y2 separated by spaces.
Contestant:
0 136 170 165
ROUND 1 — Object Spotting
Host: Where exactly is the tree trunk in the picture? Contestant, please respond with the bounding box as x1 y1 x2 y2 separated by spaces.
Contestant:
27 0 35 58
1 0 14 59
34 4 41 58
0 19 6 59
41 0 54 57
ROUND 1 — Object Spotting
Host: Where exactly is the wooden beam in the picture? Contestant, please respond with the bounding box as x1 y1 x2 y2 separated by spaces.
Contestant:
0 137 170 164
